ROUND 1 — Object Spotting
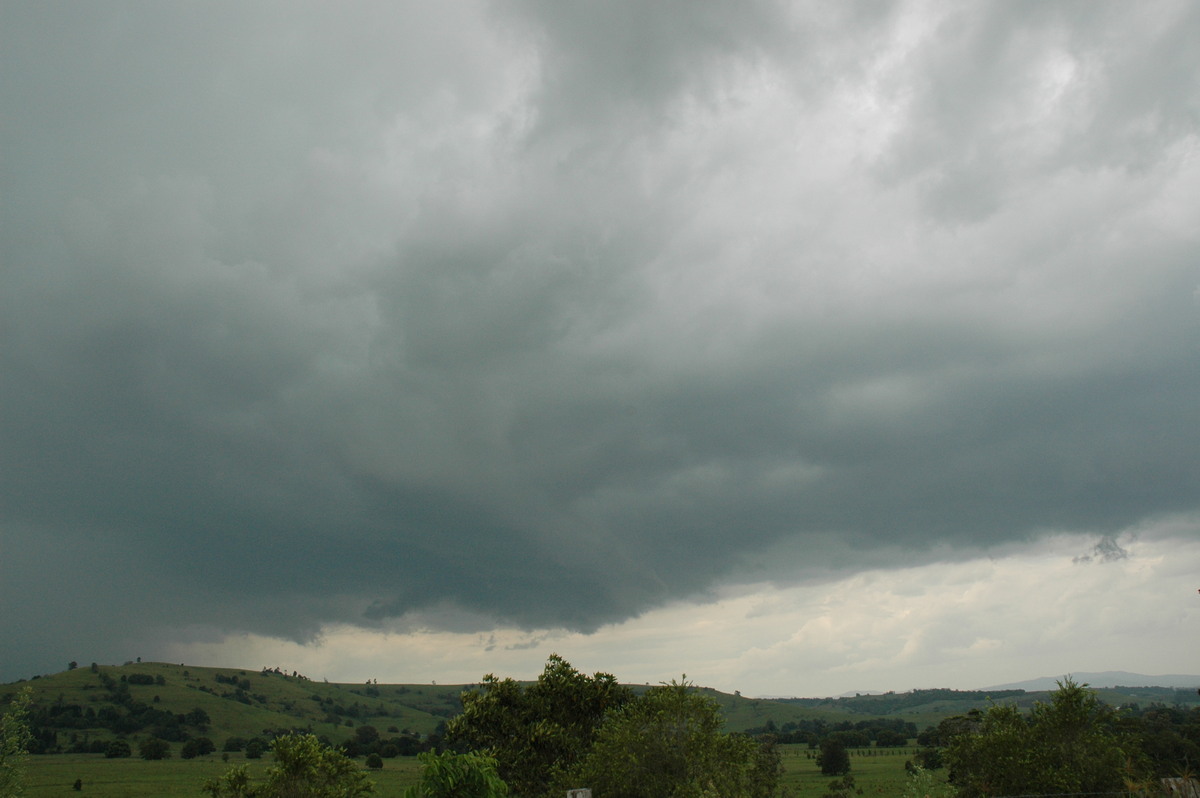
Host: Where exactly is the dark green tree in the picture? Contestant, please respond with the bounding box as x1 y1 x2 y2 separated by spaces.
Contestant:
945 678 1142 797
104 739 132 759
446 654 632 797
181 737 216 759
561 679 782 798
817 738 851 776
139 737 171 760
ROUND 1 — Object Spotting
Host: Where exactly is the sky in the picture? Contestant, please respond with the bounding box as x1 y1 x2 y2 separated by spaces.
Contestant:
1 1 1198 698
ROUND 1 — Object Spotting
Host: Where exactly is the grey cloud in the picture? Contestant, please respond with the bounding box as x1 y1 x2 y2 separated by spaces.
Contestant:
2 1 1198 680
1073 536 1129 564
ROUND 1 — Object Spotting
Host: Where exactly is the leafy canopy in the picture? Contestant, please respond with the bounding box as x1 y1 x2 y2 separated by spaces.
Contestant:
1 687 33 798
450 656 781 798
446 654 632 797
404 749 508 798
945 678 1142 798
562 678 782 798
203 733 374 798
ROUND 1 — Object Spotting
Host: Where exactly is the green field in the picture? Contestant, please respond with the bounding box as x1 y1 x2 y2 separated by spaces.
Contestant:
21 744 934 797
22 752 422 797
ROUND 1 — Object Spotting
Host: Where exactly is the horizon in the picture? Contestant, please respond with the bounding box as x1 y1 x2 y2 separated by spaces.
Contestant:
9 659 1199 702
2 2 1198 697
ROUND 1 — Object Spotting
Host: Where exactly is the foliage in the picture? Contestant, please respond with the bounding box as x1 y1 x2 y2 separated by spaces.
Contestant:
900 766 954 798
945 678 1142 798
403 749 508 798
182 737 216 759
139 737 171 759
817 738 850 776
446 654 631 797
1 686 33 798
203 733 374 798
819 773 861 798
908 747 943 770
104 740 131 758
561 678 782 798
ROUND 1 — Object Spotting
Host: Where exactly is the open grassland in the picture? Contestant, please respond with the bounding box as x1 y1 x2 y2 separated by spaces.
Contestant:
780 744 941 797
21 744 932 797
22 752 423 797
4 661 465 744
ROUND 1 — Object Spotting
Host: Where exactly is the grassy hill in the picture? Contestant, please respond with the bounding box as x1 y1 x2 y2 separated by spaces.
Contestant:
1 661 465 749
5 661 1197 754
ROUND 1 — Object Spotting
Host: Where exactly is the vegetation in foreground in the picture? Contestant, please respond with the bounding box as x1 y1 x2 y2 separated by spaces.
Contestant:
4 657 1199 797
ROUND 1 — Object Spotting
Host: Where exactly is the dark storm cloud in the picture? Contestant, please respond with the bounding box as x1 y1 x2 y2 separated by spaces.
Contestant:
1 1 1198 679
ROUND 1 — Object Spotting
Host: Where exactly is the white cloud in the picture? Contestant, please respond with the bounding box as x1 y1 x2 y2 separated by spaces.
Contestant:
165 521 1200 696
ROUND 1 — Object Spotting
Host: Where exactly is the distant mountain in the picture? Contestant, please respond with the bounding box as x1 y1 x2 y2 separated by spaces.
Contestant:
984 671 1200 691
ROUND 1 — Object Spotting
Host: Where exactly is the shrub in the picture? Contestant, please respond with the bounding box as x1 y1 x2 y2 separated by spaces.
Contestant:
139 737 171 760
105 740 132 758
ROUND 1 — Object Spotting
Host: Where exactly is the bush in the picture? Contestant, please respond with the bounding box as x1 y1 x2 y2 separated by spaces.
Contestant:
181 737 216 759
139 737 171 760
365 753 383 770
105 740 132 758
403 750 507 798
203 734 374 798
945 679 1140 798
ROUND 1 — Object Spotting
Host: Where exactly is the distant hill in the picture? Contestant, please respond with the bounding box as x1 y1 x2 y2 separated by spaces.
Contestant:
985 671 1200 691
3 662 1198 754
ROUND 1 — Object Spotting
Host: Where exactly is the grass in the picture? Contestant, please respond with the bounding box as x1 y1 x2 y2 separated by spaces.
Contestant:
20 744 938 798
22 752 423 797
780 744 942 797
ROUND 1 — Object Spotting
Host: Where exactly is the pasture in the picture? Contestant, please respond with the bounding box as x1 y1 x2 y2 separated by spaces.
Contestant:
20 744 934 797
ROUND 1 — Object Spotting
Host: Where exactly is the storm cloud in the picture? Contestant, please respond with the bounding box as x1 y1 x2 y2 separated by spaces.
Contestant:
2 1 1198 682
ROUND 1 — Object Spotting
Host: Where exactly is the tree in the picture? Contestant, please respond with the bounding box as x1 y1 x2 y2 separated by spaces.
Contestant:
182 737 216 759
945 678 1142 798
446 654 632 797
817 738 850 776
559 679 781 798
104 740 132 759
1 686 33 798
901 767 954 798
403 750 508 798
139 737 171 760
203 733 374 798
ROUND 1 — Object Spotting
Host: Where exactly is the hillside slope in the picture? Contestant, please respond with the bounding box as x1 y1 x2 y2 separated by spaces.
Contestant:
4 661 1197 752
